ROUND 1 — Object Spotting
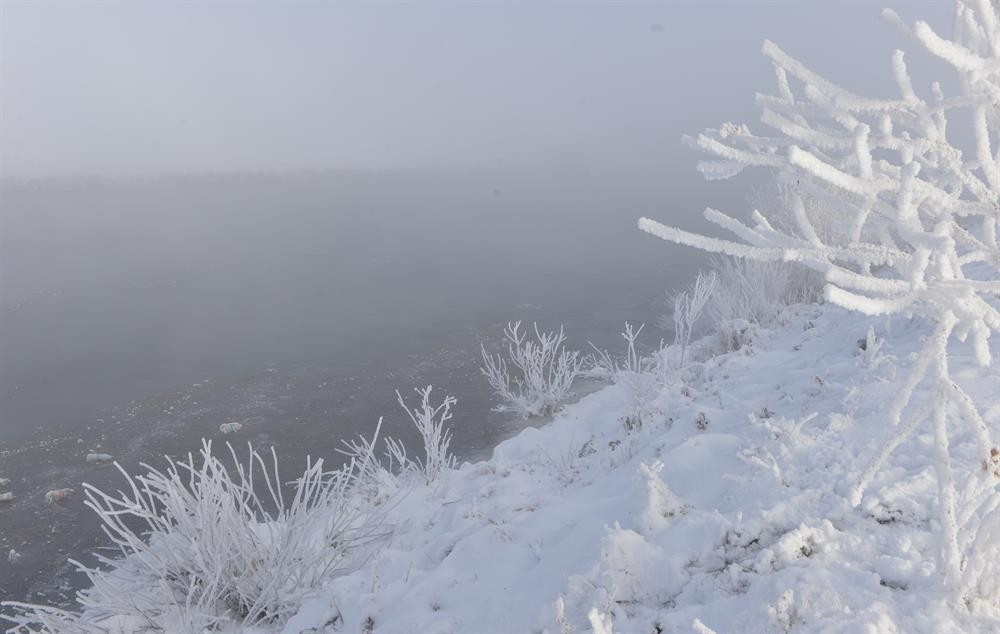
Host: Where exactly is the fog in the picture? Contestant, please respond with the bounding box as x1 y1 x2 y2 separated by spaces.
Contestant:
0 0 956 607
2 1 950 178
0 170 704 444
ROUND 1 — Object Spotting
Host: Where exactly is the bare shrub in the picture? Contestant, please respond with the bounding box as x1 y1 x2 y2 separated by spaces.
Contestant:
337 417 399 504
671 271 716 366
481 321 584 418
386 386 457 485
591 323 662 431
3 441 386 631
707 257 816 352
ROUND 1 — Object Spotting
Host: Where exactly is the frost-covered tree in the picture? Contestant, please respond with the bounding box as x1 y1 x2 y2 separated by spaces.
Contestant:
639 1 1000 601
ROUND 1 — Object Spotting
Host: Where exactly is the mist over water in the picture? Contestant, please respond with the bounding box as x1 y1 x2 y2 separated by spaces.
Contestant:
0 169 715 443
0 168 719 602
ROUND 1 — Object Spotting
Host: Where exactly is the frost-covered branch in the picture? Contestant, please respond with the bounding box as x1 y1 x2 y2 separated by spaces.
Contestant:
639 0 1000 601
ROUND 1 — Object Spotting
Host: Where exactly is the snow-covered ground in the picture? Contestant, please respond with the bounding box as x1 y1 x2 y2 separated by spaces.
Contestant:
274 303 1000 634
6 301 1000 632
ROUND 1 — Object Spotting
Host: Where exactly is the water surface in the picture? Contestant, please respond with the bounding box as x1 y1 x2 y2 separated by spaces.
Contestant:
0 169 712 604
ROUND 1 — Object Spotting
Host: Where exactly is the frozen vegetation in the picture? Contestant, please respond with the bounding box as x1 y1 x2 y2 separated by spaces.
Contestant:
639 0 1000 606
4 0 1000 631
480 321 585 419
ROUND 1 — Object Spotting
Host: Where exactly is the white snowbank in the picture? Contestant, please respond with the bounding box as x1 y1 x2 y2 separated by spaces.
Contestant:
6 304 999 633
279 304 999 633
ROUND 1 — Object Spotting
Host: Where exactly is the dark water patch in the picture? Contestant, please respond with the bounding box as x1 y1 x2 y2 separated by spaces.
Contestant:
0 294 666 607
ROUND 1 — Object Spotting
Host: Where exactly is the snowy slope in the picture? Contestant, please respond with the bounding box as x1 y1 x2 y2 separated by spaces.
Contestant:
280 304 1000 634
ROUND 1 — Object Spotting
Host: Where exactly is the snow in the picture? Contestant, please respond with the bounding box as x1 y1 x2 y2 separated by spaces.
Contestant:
4 303 999 633
272 304 998 634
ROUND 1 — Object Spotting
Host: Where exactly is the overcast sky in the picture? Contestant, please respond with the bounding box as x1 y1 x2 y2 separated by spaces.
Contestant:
0 1 953 179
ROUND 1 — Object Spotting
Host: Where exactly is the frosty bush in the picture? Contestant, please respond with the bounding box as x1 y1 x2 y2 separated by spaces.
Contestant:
338 416 399 504
666 253 817 358
481 321 584 418
671 271 716 366
386 386 458 485
639 0 1000 601
707 256 816 352
591 322 662 430
3 441 386 631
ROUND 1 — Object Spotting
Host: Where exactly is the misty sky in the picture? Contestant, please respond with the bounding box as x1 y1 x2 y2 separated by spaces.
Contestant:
1 1 953 179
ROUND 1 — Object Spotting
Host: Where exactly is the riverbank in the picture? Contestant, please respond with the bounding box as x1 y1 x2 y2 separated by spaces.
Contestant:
11 300 999 631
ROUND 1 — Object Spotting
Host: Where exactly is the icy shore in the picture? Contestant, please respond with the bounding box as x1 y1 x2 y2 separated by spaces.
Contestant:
284 303 999 633
6 302 1000 633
